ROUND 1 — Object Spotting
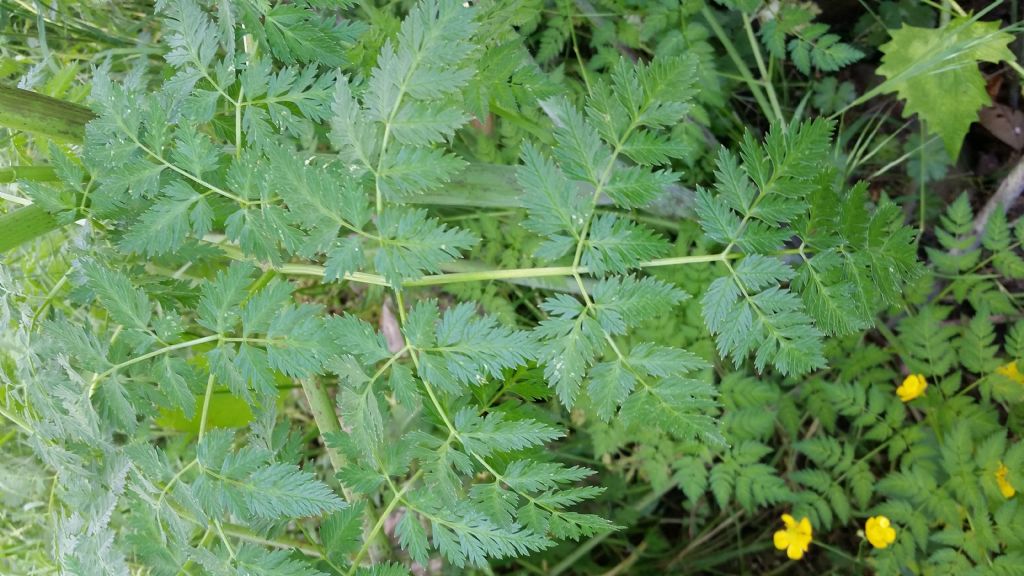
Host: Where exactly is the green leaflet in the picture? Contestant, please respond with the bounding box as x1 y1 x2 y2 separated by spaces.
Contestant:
927 193 1022 313
412 301 538 390
376 208 479 286
454 408 563 458
82 260 153 332
760 6 864 74
194 429 345 521
405 497 551 568
260 4 364 67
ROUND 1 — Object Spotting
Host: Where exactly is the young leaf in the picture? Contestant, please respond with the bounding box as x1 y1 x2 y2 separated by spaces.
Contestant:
82 261 152 331
587 359 635 421
197 264 255 334
243 463 347 519
582 215 669 275
120 180 211 255
533 294 605 408
376 207 478 286
418 302 537 389
591 275 689 335
454 409 563 458
516 142 586 249
262 4 362 67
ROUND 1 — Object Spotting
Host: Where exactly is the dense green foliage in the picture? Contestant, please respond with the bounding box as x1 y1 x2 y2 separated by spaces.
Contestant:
1 1 1023 575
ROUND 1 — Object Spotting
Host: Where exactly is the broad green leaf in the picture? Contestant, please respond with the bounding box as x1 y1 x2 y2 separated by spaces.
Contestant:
877 17 1015 158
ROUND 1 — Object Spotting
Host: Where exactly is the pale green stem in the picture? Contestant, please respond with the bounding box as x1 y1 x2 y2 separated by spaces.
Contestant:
568 12 594 95
176 506 323 559
834 437 894 483
298 378 348 474
0 404 32 435
0 205 62 254
700 7 776 123
371 28 429 215
849 116 911 177
159 458 198 507
220 523 323 557
214 520 237 559
30 270 71 330
869 133 941 180
414 349 568 523
235 85 244 158
219 240 806 289
345 470 423 576
742 12 786 126
198 373 216 441
668 509 745 567
0 85 92 143
157 458 199 535
918 124 927 239
0 165 58 183
1006 59 1024 83
87 334 220 397
369 346 410 386
217 238 749 286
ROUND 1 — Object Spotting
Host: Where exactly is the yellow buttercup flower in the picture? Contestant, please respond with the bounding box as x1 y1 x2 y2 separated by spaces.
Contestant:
896 374 927 402
773 514 812 560
996 361 1024 384
996 462 1016 499
865 515 896 549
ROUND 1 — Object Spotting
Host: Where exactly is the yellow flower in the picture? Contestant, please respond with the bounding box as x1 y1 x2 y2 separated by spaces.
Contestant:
865 516 896 549
773 514 812 560
996 462 1016 499
996 361 1024 384
896 374 927 402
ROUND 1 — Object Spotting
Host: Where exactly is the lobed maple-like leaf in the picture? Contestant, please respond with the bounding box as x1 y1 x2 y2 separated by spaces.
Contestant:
877 16 1015 159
